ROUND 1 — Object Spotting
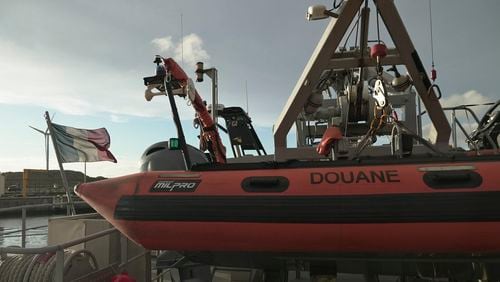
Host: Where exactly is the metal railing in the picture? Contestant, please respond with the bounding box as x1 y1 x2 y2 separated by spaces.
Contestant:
0 227 118 282
0 207 152 281
0 201 88 248
418 104 486 149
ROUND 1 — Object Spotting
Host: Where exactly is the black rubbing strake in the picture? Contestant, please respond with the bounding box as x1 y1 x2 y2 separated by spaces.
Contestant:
114 191 500 223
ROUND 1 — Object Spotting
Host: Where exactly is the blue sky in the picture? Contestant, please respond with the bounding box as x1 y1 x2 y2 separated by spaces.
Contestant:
1 0 499 177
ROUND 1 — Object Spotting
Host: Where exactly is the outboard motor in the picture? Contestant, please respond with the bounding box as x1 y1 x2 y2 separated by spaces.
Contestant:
469 100 500 150
139 141 208 172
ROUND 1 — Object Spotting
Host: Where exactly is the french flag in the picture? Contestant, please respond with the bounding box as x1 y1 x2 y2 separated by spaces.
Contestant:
51 123 117 163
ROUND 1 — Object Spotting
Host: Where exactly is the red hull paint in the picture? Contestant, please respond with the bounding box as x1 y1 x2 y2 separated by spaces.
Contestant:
76 160 500 253
112 221 500 253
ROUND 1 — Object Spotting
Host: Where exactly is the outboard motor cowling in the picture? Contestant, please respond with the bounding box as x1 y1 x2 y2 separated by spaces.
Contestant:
139 141 208 172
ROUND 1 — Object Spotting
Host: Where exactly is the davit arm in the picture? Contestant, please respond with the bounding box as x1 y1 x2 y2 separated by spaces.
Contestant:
163 58 227 164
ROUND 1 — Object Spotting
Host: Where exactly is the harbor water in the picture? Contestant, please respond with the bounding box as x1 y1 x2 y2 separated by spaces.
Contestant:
0 215 49 248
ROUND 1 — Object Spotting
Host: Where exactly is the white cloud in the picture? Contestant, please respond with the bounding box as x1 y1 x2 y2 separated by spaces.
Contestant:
110 114 128 123
440 90 491 111
0 38 196 120
422 123 437 143
175 33 210 67
151 36 174 53
0 33 212 121
152 33 210 68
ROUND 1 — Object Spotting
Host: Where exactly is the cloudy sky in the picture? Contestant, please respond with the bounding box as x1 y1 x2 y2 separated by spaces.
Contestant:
0 0 499 177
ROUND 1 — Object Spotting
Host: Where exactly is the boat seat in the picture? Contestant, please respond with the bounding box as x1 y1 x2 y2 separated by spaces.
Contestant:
218 107 267 157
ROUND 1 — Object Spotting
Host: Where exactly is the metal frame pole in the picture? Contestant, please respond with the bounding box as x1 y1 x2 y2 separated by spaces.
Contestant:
45 111 76 215
355 5 370 121
205 68 219 123
212 69 218 123
375 0 451 146
417 95 423 138
451 110 457 148
164 78 192 170
21 207 26 248
273 0 364 153
120 234 128 266
54 249 65 282
145 251 152 281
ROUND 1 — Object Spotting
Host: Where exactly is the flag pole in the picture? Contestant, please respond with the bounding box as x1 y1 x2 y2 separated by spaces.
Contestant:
45 111 76 215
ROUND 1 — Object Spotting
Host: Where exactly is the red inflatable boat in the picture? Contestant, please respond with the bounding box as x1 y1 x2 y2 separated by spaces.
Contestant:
76 0 500 268
76 155 500 253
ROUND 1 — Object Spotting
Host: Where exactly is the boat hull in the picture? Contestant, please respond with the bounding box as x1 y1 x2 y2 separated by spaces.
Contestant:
75 156 500 253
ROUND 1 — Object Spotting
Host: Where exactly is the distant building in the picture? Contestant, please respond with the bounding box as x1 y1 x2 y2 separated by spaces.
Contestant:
1 169 105 196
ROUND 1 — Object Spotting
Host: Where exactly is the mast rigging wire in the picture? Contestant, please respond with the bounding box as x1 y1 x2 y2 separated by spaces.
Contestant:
428 0 435 67
376 6 381 44
342 10 362 51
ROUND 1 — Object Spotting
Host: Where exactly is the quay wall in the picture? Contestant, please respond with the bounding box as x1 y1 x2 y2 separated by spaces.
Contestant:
0 196 91 214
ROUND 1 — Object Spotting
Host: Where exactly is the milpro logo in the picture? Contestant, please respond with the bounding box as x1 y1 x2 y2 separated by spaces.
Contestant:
150 180 201 192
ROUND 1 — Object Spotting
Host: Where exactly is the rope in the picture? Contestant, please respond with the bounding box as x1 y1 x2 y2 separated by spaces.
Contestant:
426 0 443 100
429 0 435 67
353 111 445 159
0 250 98 282
333 0 344 10
353 106 389 158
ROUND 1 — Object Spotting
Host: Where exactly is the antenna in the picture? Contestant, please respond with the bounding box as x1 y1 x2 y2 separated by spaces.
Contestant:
245 80 249 114
181 13 184 66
